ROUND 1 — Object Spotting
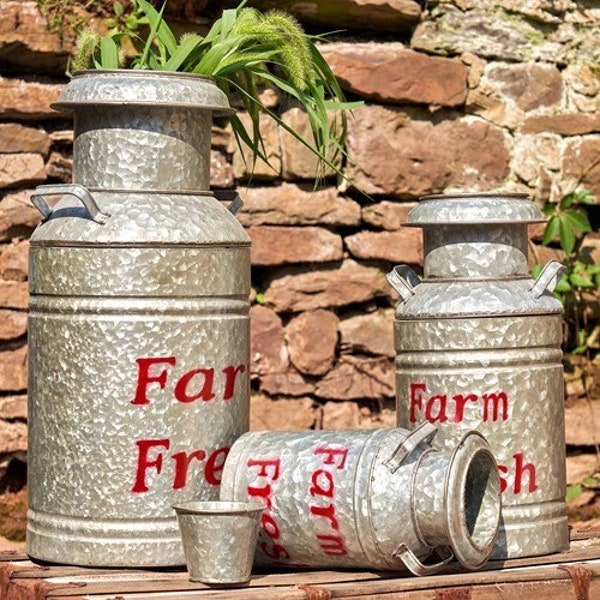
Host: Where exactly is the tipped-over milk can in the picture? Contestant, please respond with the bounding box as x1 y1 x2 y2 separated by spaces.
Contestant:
388 193 568 560
220 424 501 575
27 71 251 566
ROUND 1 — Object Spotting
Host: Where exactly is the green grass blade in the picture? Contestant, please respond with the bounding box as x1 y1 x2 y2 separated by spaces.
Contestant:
99 36 120 69
163 34 203 71
137 0 177 56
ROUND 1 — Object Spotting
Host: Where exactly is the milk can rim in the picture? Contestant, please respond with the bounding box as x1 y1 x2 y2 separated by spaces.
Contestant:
172 500 264 515
52 69 234 115
444 432 501 569
419 193 530 201
406 192 544 225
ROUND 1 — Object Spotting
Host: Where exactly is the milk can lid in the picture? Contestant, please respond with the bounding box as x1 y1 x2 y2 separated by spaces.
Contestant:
406 193 544 226
53 70 234 116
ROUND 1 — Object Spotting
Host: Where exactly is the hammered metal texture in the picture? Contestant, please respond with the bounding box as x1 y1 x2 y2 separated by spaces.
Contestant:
74 108 212 191
406 193 542 225
27 72 251 566
391 194 568 560
174 501 263 584
395 280 563 318
220 428 500 572
29 192 248 246
55 70 232 113
423 225 529 279
28 240 250 566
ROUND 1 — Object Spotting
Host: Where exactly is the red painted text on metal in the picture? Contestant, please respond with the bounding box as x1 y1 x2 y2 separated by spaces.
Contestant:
309 446 349 556
246 457 292 562
129 355 246 493
132 443 228 493
131 356 246 405
408 382 509 424
408 382 538 496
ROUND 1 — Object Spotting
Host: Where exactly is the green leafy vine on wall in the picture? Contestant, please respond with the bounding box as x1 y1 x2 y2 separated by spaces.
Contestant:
534 190 600 492
533 190 599 360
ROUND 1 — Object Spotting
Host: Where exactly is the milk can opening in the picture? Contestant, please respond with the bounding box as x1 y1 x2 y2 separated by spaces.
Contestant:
447 433 501 570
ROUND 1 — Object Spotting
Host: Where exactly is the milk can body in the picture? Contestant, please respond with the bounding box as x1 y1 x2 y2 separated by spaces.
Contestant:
221 425 501 574
26 72 251 567
388 193 568 560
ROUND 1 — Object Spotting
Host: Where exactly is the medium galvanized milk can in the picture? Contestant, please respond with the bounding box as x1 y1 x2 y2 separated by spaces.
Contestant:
27 71 250 566
388 193 568 560
221 423 501 575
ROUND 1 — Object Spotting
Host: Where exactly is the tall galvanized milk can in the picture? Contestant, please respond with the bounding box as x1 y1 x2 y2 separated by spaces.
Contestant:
221 424 501 575
388 193 568 560
26 71 251 566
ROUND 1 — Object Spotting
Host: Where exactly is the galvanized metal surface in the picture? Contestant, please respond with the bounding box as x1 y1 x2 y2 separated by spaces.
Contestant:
423 224 529 279
220 426 501 574
27 72 250 567
173 501 263 584
54 70 232 112
389 193 569 560
405 193 543 225
57 72 232 192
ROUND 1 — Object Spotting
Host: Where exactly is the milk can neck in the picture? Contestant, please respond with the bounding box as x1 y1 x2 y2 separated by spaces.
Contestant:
422 224 530 280
412 433 501 570
73 106 212 192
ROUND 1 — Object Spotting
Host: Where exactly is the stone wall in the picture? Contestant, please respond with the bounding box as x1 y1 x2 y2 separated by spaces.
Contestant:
0 0 598 539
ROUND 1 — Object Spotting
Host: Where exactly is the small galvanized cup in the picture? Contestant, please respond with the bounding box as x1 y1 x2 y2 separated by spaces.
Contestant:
173 501 264 585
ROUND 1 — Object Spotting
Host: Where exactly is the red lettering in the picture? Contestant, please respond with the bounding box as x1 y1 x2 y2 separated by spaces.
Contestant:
482 392 509 422
245 456 292 562
247 483 274 510
204 447 229 486
317 533 348 556
261 513 281 539
314 447 348 470
497 464 508 494
260 540 290 560
310 469 334 498
171 449 206 490
131 357 176 405
453 394 478 423
497 454 538 495
174 368 215 403
310 503 339 531
222 364 246 400
409 382 426 423
247 458 281 481
247 458 281 511
132 438 170 493
425 394 448 423
408 382 511 425
310 445 348 556
513 452 538 494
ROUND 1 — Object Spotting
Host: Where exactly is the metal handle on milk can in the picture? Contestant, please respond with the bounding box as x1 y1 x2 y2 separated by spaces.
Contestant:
31 184 110 224
393 543 454 577
387 265 421 302
383 422 437 473
213 190 243 215
529 260 566 299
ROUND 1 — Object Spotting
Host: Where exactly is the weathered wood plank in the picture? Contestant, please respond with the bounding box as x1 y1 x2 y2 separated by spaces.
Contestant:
0 550 28 562
32 543 600 598
3 531 600 600
48 570 600 600
38 561 600 597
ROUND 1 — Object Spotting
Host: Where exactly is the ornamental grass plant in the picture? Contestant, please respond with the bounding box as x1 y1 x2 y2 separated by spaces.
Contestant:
72 0 360 177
